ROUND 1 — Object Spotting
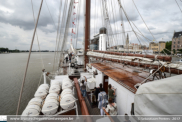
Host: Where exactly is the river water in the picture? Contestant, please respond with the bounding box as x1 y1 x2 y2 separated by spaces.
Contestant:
0 52 56 115
0 53 180 115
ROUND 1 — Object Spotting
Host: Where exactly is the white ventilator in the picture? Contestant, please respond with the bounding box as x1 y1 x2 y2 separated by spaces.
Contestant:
42 93 59 115
99 34 107 51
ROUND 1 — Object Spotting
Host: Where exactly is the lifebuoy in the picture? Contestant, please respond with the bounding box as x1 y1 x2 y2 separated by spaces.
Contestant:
160 66 165 72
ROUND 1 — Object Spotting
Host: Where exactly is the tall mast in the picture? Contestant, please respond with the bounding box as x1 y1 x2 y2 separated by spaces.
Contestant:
84 0 90 68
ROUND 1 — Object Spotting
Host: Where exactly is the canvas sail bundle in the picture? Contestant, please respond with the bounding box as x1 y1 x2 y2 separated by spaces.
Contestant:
134 75 182 115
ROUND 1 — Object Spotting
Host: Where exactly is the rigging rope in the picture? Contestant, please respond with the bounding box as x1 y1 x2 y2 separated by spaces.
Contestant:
45 0 57 29
31 0 45 69
16 0 43 115
52 0 63 72
175 0 182 14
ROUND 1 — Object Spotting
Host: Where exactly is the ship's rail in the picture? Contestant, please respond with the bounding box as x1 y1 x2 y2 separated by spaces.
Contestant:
73 78 92 122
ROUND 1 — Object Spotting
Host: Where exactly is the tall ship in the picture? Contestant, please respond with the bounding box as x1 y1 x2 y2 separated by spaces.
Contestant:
16 0 182 121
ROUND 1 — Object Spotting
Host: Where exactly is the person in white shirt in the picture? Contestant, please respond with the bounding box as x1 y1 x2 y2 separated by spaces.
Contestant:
98 88 107 115
103 98 117 115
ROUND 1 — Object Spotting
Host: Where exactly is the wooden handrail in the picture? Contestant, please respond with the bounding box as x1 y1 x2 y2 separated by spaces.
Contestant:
103 108 115 122
74 78 92 122
74 78 89 115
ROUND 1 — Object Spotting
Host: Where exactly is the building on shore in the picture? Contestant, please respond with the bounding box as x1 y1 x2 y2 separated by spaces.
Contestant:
171 31 182 53
149 41 166 53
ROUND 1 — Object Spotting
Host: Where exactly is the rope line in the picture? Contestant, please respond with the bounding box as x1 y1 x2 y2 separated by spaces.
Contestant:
16 0 43 115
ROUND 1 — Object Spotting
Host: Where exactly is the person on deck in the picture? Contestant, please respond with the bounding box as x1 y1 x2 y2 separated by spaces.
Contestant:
98 88 107 115
103 98 117 115
94 83 105 104
69 53 72 63
80 76 87 97
108 84 116 102
65 56 68 63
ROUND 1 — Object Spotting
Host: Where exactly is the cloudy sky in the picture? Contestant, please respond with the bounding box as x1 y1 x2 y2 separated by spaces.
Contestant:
0 0 182 50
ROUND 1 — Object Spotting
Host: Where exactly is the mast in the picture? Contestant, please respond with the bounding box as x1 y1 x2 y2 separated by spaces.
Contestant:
84 0 91 69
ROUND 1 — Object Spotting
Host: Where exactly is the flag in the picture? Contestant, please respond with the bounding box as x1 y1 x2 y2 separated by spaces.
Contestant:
72 22 75 25
72 29 75 34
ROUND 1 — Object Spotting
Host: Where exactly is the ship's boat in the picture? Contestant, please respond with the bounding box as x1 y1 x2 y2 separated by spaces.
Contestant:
62 78 73 90
45 93 59 101
51 80 62 87
42 93 59 115
49 85 61 94
28 98 43 107
38 84 49 91
34 85 49 99
60 93 76 110
42 99 59 115
60 89 73 98
22 104 41 116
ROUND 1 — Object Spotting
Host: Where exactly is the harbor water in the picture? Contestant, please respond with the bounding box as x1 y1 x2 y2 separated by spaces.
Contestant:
0 52 55 115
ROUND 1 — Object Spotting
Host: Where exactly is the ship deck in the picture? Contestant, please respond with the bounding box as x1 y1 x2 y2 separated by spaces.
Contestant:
61 63 100 115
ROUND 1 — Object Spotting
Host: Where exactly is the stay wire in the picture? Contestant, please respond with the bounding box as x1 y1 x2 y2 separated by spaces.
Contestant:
31 0 45 69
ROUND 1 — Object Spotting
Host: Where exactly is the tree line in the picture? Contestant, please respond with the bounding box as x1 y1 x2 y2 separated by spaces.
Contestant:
0 48 19 53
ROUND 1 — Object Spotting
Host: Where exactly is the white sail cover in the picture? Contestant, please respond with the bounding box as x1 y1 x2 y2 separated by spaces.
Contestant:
134 75 182 115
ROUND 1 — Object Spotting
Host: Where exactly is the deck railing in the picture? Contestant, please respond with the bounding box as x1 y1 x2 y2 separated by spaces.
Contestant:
103 108 115 122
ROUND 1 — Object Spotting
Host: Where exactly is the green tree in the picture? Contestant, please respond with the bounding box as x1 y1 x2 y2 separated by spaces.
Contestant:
160 41 172 54
173 49 176 54
178 49 182 54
